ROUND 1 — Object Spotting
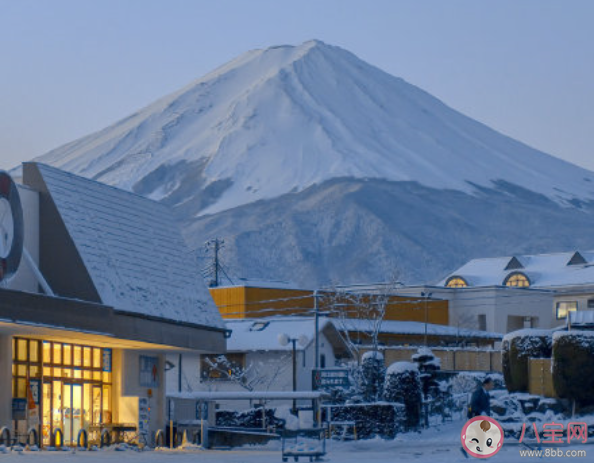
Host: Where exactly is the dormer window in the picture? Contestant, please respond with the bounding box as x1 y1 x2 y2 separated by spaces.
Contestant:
567 252 587 266
504 272 530 288
505 257 525 271
445 276 468 288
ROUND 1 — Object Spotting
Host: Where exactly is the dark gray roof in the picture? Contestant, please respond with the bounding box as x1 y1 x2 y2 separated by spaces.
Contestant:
35 163 224 328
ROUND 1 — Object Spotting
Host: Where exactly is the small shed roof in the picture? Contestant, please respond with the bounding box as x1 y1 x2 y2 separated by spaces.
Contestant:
168 391 329 401
225 316 350 357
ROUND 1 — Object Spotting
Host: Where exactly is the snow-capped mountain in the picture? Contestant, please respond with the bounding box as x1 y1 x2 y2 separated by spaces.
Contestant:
24 40 594 286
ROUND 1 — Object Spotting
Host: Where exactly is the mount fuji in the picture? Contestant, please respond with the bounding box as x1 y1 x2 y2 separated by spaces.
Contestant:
23 40 594 286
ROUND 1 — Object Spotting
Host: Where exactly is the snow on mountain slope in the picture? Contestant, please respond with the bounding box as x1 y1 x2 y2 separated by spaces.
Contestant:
183 178 594 287
27 40 594 217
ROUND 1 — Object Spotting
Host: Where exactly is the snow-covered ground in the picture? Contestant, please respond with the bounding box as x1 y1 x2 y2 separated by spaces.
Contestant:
0 420 590 462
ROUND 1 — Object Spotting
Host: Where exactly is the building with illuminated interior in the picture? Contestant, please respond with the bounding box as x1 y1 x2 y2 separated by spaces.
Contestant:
0 164 226 447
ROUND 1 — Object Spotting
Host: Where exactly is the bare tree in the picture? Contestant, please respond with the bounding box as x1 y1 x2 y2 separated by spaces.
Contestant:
204 354 290 392
324 274 402 363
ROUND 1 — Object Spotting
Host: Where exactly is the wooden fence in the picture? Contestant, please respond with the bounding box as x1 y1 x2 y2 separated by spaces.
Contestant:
364 347 502 372
528 358 556 398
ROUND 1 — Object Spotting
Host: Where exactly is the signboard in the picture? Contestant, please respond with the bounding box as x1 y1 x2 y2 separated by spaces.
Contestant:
27 379 40 427
12 398 27 420
140 355 159 387
312 368 350 390
138 397 150 437
103 349 112 372
28 379 40 405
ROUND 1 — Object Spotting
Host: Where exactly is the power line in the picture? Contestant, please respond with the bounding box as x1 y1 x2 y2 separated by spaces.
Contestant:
202 238 234 287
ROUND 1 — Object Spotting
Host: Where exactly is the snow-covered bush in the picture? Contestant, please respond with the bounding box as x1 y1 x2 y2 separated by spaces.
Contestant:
502 329 552 392
552 330 594 406
383 362 422 430
216 407 285 429
359 351 386 402
325 403 406 439
412 347 441 402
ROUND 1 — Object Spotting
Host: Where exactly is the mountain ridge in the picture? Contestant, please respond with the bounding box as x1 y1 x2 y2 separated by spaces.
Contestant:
25 40 594 217
19 40 594 286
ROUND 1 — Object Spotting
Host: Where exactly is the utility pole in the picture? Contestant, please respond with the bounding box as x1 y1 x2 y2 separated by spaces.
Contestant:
213 238 220 287
291 338 297 414
311 290 320 426
204 238 229 287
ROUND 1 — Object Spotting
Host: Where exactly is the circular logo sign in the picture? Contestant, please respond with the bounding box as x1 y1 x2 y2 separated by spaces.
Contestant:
0 171 24 282
461 416 504 459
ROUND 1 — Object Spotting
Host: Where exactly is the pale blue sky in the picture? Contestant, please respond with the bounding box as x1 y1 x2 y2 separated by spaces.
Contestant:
1 0 593 170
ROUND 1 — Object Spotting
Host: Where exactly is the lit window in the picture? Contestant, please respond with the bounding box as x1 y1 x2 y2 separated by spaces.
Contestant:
446 277 468 288
504 272 530 288
556 301 577 320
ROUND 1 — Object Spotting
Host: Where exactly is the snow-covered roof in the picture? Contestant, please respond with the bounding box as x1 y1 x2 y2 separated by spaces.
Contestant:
225 317 343 352
34 163 224 328
168 391 329 401
441 250 594 289
343 319 502 339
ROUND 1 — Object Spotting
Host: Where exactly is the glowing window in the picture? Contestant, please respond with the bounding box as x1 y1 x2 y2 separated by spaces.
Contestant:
556 301 577 320
446 277 468 288
504 272 530 288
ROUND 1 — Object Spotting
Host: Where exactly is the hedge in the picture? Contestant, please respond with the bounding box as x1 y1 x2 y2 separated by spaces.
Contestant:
502 329 552 392
552 331 594 406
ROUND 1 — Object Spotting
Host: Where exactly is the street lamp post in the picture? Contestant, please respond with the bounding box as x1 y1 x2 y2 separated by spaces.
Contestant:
279 334 308 415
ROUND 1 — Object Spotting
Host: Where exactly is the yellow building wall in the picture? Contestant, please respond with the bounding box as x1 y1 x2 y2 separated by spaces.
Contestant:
210 286 314 319
210 286 248 319
209 286 449 324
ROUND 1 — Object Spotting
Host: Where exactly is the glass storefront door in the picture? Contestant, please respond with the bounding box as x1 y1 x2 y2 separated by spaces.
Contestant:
42 383 51 446
63 384 83 445
13 338 112 447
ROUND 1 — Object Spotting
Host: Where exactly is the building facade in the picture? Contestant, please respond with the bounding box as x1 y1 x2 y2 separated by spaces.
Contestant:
440 251 594 329
166 317 350 409
0 164 226 447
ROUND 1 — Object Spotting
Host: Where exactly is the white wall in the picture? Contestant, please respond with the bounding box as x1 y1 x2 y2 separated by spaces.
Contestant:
165 331 340 409
396 285 555 333
449 287 554 332
114 350 166 439
552 289 594 323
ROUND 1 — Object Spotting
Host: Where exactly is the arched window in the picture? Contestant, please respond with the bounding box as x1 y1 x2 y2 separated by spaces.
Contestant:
504 272 530 288
445 276 468 288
